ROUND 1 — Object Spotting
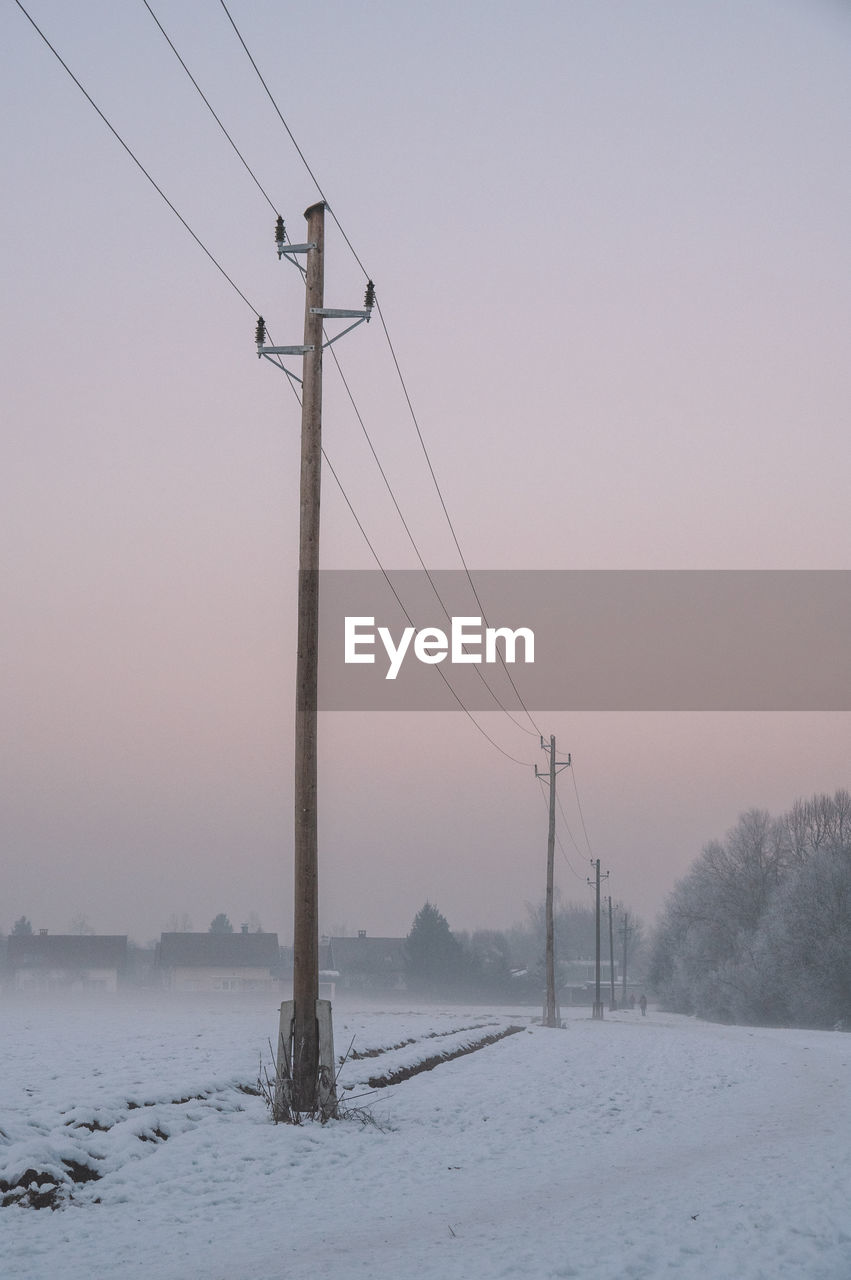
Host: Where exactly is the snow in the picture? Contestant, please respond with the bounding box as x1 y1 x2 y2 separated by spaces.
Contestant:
1 995 849 1279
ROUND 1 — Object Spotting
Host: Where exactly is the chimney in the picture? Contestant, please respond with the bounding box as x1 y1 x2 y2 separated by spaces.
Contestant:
39 928 48 936
358 929 366 939
241 923 249 934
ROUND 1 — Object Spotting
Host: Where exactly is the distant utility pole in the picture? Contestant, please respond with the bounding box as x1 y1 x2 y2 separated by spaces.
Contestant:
535 736 571 1028
608 895 616 1011
621 911 629 1005
587 858 609 1019
256 203 373 1113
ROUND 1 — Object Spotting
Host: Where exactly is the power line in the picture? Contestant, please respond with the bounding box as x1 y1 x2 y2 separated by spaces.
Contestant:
13 0 534 772
263 275 538 745
141 0 536 741
11 0 259 318
537 776 586 883
216 0 369 279
268 341 532 767
264 348 533 766
325 343 536 736
130 6 602 842
216 0 544 741
322 449 533 768
374 299 544 738
142 0 280 217
556 788 588 863
571 764 595 857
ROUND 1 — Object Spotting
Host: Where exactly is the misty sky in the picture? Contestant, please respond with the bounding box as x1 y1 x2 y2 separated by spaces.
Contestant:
2 0 849 945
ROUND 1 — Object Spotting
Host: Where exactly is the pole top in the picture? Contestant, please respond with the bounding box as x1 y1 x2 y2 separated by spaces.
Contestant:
304 200 326 219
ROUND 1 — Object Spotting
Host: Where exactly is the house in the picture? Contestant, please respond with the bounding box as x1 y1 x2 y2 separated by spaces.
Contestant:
318 939 338 1001
6 931 127 993
560 959 619 1005
156 929 280 992
276 941 338 999
328 931 407 993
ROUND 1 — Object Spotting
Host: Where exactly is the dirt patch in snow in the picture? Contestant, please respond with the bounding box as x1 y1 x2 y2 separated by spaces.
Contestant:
366 1025 525 1089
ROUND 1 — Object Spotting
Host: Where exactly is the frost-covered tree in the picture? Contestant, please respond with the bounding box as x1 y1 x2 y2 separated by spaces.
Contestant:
508 898 597 972
12 916 33 935
776 789 851 867
751 842 851 1027
650 791 851 1027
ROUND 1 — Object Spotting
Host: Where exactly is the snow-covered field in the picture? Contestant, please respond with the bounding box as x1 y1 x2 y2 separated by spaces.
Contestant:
1 994 848 1279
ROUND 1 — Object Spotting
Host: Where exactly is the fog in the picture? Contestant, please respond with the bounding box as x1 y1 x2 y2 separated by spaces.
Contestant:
2 0 849 945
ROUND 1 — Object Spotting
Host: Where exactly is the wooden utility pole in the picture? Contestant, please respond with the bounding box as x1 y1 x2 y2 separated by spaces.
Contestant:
535 737 571 1028
256 205 373 1117
621 910 629 1005
544 736 557 1028
587 858 608 1019
291 200 325 1111
608 895 616 1011
593 861 602 1018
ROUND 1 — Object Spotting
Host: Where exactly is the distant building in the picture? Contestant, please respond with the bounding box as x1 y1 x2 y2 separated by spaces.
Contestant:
275 942 338 998
328 931 407 994
6 932 127 993
560 959 619 1005
156 929 280 992
317 939 338 1001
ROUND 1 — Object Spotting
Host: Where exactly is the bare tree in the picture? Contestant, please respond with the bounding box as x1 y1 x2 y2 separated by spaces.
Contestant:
164 912 193 933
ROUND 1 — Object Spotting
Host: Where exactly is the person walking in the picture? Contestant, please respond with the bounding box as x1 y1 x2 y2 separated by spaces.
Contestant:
639 994 647 1016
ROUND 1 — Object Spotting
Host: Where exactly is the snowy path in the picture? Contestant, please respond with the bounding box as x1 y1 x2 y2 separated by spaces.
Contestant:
1 999 848 1279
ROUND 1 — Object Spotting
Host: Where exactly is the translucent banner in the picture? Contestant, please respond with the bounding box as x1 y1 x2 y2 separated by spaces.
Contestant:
316 570 851 711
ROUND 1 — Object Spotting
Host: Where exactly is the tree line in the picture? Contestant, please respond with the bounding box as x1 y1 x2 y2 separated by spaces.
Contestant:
5 912 266 939
648 790 850 1028
404 897 645 1000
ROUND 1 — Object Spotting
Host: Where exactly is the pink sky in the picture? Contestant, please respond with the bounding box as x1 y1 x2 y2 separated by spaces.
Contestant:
1 0 849 943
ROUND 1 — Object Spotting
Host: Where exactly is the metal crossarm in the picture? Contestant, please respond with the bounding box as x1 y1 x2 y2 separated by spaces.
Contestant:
258 215 373 379
321 318 368 349
278 242 315 257
310 308 371 319
258 344 314 355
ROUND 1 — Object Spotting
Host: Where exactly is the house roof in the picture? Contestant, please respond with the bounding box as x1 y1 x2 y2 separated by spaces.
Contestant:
7 935 127 971
329 935 406 976
157 932 280 969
